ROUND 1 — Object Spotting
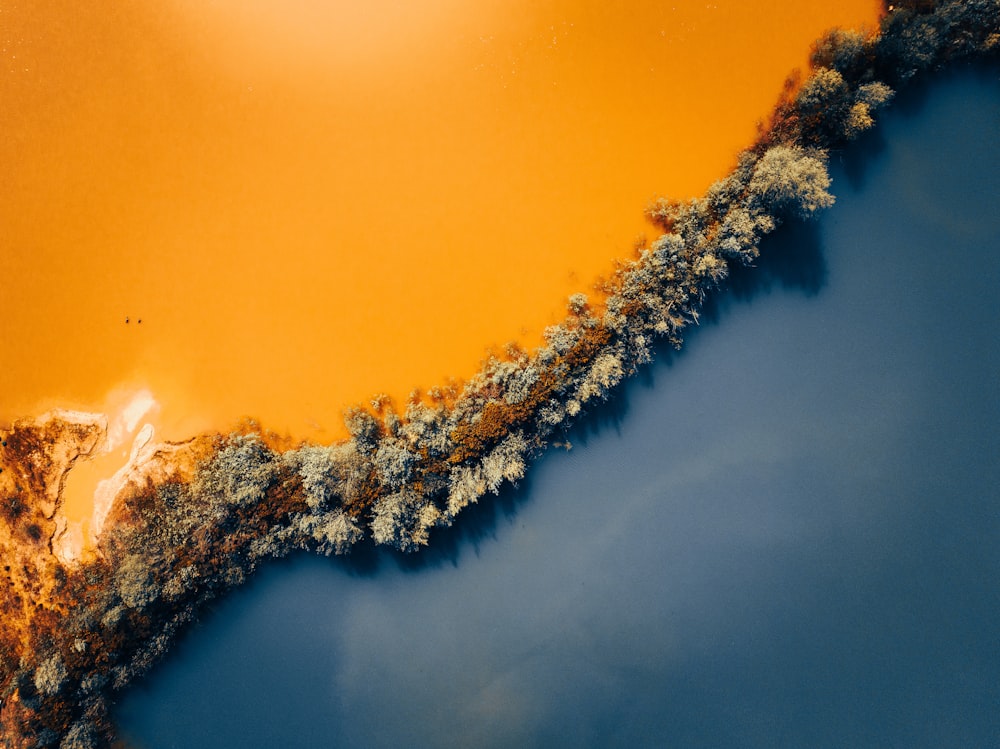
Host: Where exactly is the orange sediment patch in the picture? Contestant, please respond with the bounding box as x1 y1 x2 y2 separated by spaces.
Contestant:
2 1 880 532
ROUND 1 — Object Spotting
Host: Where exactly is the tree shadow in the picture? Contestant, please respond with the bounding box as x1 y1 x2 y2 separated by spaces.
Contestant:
395 469 540 573
836 59 1000 193
835 69 937 194
726 219 827 302
328 466 543 577
568 216 828 450
837 126 890 193
343 213 830 577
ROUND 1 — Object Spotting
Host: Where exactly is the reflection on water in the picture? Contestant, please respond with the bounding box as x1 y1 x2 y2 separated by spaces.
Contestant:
1 0 879 448
114 70 1000 747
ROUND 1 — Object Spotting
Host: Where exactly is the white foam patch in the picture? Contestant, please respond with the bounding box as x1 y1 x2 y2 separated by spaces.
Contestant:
105 390 158 451
123 390 157 433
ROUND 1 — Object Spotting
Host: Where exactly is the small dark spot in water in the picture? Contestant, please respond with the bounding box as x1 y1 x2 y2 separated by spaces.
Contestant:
126 317 130 324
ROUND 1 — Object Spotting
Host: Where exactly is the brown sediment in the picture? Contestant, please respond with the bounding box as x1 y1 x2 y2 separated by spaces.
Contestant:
0 416 103 703
1 0 880 453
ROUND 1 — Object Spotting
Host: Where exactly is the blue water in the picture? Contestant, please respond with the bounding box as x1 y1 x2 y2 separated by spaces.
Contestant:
116 67 1000 748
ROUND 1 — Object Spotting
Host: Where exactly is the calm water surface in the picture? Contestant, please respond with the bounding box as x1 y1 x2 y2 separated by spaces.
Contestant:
116 69 999 748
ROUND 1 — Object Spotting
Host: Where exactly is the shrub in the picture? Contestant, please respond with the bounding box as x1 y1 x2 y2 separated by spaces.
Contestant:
307 511 363 555
194 435 278 510
810 28 869 76
371 490 439 550
116 554 158 610
373 440 417 489
748 145 835 220
481 432 529 494
60 719 97 749
286 445 338 510
33 654 67 697
344 407 380 449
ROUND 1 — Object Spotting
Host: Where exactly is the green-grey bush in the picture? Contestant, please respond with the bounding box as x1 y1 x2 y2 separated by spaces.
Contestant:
747 145 836 220
33 655 67 697
373 439 418 489
193 434 278 510
60 720 98 749
115 554 158 610
810 28 868 75
286 445 339 510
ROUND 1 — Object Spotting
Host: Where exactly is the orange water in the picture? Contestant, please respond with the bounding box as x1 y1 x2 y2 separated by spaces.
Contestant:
2 1 880 531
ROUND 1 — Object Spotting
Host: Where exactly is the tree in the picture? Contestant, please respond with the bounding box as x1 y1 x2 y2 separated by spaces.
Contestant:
480 432 529 494
60 719 98 749
810 28 868 76
843 82 895 140
371 489 439 551
286 445 338 510
373 440 417 489
33 654 67 696
797 67 850 116
796 67 852 141
748 145 835 220
194 435 278 509
344 407 380 449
